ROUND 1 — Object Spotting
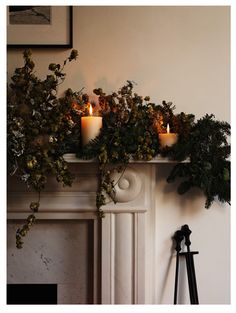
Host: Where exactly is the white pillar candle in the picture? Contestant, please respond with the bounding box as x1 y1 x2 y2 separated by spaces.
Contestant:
81 104 102 145
159 124 178 148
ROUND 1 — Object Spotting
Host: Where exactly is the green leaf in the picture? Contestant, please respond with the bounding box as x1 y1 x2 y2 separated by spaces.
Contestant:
223 168 230 181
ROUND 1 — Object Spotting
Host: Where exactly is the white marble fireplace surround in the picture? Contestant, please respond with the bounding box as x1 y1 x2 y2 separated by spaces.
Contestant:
7 154 188 304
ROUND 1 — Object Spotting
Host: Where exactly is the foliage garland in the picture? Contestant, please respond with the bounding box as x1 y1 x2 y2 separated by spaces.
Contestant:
7 50 231 248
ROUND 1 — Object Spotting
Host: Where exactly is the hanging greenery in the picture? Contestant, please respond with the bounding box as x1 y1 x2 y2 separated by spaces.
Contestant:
7 50 230 248
7 49 82 248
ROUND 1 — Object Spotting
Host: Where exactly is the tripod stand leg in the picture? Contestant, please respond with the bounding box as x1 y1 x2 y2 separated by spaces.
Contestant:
188 253 199 304
173 230 184 304
180 252 199 304
174 251 180 304
181 225 199 304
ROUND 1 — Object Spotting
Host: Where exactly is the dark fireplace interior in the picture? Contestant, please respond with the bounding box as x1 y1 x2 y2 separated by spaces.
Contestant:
7 284 57 304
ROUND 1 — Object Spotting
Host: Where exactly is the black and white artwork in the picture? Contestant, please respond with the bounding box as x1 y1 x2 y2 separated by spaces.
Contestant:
9 6 51 25
7 6 72 48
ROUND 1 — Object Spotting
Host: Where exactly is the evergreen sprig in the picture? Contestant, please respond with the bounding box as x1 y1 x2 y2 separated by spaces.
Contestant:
166 114 230 207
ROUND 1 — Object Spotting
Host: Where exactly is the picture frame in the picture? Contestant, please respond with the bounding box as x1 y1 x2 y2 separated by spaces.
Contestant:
7 6 73 49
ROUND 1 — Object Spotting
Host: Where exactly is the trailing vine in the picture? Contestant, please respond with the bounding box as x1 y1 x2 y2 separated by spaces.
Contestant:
7 50 230 248
8 49 82 248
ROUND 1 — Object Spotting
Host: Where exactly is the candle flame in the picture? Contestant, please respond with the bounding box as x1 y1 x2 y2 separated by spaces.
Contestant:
167 123 170 133
89 103 93 115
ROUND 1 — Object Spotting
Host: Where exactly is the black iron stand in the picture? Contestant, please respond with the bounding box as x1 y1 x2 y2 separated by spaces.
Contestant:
173 224 199 305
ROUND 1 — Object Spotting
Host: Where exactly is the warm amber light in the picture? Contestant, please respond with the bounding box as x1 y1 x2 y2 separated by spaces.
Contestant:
167 123 170 133
89 103 93 115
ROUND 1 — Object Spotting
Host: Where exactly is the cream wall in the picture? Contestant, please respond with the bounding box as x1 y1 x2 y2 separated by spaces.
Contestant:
7 6 230 304
7 6 230 121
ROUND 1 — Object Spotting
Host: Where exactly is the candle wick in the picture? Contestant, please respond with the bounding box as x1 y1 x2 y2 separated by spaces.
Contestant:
167 123 170 133
89 103 93 116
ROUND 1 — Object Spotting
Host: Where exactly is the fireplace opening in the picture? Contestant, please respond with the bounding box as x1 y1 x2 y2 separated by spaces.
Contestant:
7 220 97 304
7 284 57 304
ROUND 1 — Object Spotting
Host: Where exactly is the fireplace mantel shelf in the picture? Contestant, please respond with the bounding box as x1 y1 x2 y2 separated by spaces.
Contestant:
63 153 190 163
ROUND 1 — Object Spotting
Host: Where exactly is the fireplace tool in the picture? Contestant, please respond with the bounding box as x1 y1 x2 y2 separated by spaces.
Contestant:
173 230 184 304
173 224 199 304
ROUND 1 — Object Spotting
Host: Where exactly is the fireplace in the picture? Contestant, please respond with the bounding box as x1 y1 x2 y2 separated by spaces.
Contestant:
7 154 183 304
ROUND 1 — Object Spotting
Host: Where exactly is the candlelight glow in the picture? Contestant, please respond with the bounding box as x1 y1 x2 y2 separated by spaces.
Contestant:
159 123 178 148
81 105 102 145
167 123 170 133
89 103 93 115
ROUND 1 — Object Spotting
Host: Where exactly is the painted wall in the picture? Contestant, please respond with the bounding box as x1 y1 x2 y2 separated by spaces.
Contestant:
7 6 230 304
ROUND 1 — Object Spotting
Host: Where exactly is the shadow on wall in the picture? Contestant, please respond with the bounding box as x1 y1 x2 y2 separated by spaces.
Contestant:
156 164 205 216
158 236 175 303
94 76 118 94
158 238 188 304
155 163 204 304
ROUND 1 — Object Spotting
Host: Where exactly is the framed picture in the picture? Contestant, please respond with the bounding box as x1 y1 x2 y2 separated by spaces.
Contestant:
7 6 73 48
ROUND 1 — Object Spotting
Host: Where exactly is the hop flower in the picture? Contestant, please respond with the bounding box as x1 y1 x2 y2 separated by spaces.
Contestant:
30 202 39 212
69 49 78 61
